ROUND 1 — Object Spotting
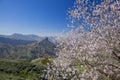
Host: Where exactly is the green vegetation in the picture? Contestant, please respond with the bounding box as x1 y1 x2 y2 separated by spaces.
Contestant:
31 58 53 66
0 59 46 80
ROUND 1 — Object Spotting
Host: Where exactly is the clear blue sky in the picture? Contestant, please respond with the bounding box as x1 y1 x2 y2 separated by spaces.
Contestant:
0 0 75 36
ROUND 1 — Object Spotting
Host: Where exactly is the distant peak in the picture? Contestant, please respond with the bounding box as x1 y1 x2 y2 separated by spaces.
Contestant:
45 37 49 41
11 33 39 37
12 33 23 36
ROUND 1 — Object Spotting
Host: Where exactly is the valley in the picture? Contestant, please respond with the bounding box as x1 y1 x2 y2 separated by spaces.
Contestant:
0 34 56 80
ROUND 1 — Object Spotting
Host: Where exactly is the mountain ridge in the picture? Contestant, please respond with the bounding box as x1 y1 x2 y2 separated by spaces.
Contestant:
0 37 56 60
0 33 43 41
0 36 35 46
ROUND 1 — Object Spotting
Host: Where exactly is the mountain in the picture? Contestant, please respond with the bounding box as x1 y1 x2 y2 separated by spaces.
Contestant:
47 36 57 44
0 38 56 60
0 37 35 46
0 33 57 43
0 33 43 41
30 37 56 59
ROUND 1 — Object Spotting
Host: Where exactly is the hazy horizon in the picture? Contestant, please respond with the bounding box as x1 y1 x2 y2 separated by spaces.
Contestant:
0 32 58 37
0 32 59 37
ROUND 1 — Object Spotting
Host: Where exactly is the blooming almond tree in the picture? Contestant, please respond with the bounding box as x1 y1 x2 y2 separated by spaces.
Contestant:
45 0 120 80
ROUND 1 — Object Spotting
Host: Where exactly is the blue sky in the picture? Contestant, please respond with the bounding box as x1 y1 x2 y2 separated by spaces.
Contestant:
0 0 75 36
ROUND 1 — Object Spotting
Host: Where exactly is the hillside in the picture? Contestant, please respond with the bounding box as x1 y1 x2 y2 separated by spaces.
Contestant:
0 38 56 60
30 37 56 59
0 59 45 80
0 37 35 46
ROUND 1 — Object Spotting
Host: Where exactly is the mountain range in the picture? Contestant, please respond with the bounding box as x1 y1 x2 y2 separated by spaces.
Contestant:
0 33 44 41
0 33 56 60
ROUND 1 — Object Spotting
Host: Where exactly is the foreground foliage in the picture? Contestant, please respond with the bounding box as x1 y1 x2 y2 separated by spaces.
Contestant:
0 59 46 80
